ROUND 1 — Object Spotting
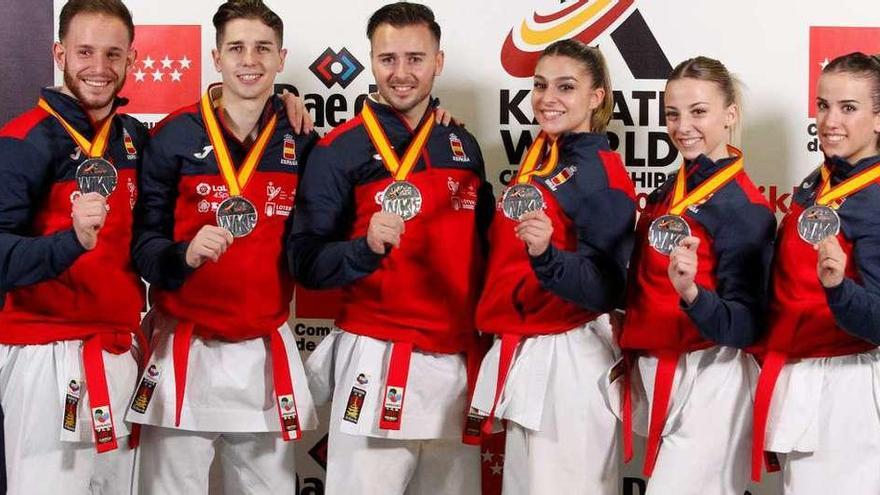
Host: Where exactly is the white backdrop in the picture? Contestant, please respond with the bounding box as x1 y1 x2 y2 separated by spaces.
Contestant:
49 1 880 493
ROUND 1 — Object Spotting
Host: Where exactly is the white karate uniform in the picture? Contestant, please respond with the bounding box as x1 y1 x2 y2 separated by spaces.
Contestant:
470 315 621 495
0 339 139 495
764 349 880 495
307 329 480 495
619 346 757 495
128 311 317 495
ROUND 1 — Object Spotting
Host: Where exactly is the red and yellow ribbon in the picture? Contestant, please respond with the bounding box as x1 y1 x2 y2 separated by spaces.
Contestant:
38 98 113 159
361 103 435 181
199 86 277 197
815 160 880 206
668 145 744 216
511 131 559 185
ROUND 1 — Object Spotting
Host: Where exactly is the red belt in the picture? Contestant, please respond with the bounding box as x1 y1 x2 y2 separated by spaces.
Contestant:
622 351 679 476
479 334 521 437
750 350 786 482
82 329 148 453
172 322 302 441
377 339 485 445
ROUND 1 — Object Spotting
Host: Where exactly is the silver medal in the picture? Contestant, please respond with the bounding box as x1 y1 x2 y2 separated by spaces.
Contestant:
648 214 691 256
381 181 422 221
797 205 840 245
75 158 118 197
216 196 258 238
501 183 545 220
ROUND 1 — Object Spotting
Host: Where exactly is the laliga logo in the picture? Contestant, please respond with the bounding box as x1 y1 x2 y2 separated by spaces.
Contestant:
501 0 671 79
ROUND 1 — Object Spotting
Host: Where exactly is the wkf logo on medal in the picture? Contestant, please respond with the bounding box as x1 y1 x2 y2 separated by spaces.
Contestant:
500 0 670 79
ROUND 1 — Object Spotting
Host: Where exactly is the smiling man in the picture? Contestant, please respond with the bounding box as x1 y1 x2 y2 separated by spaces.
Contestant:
289 3 494 494
0 0 145 493
127 0 318 493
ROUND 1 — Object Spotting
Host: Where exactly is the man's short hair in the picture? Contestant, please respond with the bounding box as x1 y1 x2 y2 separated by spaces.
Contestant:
58 0 135 44
366 2 441 45
213 0 284 47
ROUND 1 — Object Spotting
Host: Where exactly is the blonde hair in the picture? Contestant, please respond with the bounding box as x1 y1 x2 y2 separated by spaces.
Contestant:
668 56 743 147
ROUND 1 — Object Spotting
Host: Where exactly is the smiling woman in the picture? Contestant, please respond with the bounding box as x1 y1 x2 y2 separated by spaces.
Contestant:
617 56 776 495
471 39 636 495
753 52 880 495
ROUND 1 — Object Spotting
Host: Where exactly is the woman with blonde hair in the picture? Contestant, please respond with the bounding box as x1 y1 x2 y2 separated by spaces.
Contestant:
617 56 776 494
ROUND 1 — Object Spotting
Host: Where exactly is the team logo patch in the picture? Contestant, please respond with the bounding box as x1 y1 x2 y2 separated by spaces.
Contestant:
63 379 81 432
343 386 366 424
123 128 138 158
91 406 115 445
544 165 577 191
130 363 162 414
356 373 369 385
381 386 404 423
464 409 486 439
281 134 298 166
264 182 294 218
448 176 477 211
277 394 299 433
196 183 211 196
449 133 470 162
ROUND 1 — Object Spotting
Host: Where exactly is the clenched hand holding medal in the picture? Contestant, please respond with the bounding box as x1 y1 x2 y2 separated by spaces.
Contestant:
362 104 435 254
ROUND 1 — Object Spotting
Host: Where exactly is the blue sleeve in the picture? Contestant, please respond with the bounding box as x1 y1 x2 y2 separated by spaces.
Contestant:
288 142 384 289
824 210 880 344
0 137 86 292
470 140 495 256
683 201 776 347
530 181 637 313
130 130 193 290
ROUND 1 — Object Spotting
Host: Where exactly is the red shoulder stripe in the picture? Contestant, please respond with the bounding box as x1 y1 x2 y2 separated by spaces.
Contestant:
735 173 772 211
0 107 50 140
319 115 363 147
150 103 200 136
599 150 636 201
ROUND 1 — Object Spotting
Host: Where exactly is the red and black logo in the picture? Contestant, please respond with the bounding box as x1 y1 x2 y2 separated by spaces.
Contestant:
309 47 364 89
501 0 671 79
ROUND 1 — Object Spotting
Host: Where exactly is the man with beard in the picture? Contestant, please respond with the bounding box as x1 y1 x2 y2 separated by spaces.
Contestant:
289 3 493 493
0 0 144 492
0 1 314 492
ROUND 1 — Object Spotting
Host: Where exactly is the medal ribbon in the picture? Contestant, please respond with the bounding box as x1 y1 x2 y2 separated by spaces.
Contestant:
38 98 113 158
361 103 435 181
199 89 277 197
668 146 744 215
512 131 559 185
814 161 880 206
